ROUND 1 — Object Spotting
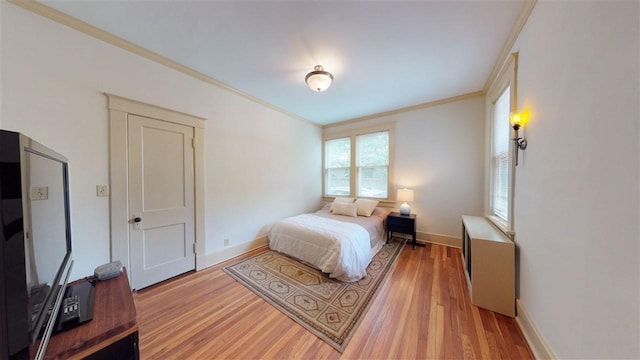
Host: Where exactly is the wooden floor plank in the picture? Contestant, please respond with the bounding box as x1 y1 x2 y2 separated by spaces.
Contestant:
134 243 534 359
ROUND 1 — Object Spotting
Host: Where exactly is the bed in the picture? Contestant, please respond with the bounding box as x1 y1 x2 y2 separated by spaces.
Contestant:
267 199 389 282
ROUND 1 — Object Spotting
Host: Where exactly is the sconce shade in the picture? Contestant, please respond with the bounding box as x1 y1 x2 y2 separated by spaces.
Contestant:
305 65 333 92
397 188 414 215
510 110 530 129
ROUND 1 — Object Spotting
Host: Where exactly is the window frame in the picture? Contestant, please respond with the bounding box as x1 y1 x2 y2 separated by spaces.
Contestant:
322 122 395 200
486 52 518 235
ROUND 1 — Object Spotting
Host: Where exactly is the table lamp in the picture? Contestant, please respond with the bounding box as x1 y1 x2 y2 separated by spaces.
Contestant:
397 188 414 215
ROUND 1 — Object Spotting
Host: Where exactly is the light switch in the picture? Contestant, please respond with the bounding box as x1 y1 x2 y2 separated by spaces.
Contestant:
96 185 109 197
31 187 48 200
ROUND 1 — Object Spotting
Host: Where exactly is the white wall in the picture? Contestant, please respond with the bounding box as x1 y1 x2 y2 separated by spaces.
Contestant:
511 1 639 358
1 3 322 280
325 96 485 239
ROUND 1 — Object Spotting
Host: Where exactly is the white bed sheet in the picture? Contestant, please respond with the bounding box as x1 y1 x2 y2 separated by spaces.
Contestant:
267 206 388 282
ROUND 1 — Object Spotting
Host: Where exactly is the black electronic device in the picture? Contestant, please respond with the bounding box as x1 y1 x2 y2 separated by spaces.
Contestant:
53 281 95 333
59 295 80 326
0 130 90 360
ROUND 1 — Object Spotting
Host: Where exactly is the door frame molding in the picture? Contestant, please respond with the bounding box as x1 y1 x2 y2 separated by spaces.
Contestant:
106 93 207 281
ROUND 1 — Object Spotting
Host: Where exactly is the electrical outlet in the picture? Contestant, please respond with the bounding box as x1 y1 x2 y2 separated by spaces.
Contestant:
31 187 48 200
96 185 109 197
224 239 229 247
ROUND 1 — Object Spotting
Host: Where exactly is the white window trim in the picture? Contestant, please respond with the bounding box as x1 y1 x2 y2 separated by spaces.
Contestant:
322 122 396 200
486 53 518 236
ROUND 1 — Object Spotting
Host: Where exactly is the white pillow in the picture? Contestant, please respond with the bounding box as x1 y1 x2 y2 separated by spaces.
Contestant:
330 197 355 212
331 202 358 217
355 198 379 217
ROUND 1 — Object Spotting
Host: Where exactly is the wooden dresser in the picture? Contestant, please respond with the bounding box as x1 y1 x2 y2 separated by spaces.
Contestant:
44 269 139 360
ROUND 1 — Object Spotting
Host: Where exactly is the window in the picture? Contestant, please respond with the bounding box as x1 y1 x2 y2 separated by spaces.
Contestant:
486 52 518 233
357 132 389 198
491 87 511 222
325 137 351 196
323 125 393 199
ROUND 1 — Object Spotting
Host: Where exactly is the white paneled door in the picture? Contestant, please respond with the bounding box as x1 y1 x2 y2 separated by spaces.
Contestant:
128 115 195 290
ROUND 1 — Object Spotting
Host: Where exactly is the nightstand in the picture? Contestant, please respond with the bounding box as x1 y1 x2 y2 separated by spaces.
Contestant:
387 212 417 249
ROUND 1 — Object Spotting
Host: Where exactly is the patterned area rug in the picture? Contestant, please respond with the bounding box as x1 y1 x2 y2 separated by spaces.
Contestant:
223 240 405 352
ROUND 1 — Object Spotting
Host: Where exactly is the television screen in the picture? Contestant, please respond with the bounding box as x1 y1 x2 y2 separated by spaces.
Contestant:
23 147 72 344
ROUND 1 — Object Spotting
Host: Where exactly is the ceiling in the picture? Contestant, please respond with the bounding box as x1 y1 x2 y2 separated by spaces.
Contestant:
39 0 526 125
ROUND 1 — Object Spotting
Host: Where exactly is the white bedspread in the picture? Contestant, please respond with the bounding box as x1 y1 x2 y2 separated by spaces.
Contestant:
268 213 373 282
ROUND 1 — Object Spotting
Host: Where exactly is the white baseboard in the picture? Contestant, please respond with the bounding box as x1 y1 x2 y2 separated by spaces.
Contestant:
416 231 461 248
205 235 268 268
516 299 555 360
196 253 208 271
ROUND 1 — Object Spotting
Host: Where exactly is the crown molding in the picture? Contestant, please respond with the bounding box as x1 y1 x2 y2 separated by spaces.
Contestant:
8 0 319 128
323 91 484 129
482 0 537 94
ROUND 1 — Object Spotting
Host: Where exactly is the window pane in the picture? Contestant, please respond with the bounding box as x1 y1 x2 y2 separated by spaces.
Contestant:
325 137 351 196
491 87 510 221
357 167 388 198
493 153 509 219
326 138 351 168
326 168 350 196
493 88 510 155
357 132 389 167
356 131 389 199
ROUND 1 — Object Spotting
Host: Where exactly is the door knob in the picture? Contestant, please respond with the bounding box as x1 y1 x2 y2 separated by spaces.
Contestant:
132 213 142 230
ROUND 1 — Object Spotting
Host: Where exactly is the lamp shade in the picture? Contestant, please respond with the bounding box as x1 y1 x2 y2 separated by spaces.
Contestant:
397 188 414 202
305 65 333 92
509 110 530 128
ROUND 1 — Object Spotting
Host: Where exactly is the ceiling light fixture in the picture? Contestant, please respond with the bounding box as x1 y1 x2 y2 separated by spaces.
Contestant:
305 65 333 92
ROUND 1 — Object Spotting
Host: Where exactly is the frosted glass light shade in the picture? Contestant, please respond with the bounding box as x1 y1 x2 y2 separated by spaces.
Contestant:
509 110 530 128
305 65 333 92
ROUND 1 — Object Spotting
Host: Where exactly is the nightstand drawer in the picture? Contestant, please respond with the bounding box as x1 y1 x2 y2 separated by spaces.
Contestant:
387 216 415 229
388 223 414 234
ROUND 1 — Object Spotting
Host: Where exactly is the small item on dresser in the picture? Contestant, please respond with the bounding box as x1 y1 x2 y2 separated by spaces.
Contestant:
94 260 123 281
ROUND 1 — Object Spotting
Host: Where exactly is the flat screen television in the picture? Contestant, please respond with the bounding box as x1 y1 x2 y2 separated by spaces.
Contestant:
0 130 91 360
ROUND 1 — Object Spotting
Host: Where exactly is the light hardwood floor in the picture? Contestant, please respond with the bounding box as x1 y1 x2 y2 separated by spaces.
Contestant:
134 242 534 359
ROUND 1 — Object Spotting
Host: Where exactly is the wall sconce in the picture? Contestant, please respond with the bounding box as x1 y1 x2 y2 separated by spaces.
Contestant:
510 110 529 166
